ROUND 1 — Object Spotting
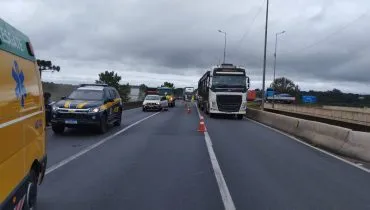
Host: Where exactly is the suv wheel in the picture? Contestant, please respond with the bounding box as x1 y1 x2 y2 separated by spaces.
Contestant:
114 110 122 126
52 124 65 134
99 114 108 133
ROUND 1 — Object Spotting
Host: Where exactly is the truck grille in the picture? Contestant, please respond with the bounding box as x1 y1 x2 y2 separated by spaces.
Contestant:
216 95 242 112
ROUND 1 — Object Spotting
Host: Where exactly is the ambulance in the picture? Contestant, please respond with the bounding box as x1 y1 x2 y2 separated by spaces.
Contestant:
0 18 47 210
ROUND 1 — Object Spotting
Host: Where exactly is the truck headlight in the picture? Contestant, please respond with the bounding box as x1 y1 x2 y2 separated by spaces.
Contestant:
211 101 217 108
156 102 160 105
240 102 247 109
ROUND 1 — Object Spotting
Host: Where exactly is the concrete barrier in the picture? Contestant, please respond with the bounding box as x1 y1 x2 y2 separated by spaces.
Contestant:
293 119 350 152
340 131 370 162
264 103 370 126
247 109 299 135
247 108 370 162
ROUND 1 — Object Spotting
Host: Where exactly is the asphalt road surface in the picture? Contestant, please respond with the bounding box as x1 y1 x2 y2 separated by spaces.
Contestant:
38 103 370 210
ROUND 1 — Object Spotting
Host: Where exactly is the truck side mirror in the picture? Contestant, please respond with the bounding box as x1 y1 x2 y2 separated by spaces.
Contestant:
246 77 250 89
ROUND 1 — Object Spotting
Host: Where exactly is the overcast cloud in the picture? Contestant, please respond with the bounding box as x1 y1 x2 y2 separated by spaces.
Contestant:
2 0 370 93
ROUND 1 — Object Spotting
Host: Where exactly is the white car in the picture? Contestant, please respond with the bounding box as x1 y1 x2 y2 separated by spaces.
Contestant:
142 95 169 112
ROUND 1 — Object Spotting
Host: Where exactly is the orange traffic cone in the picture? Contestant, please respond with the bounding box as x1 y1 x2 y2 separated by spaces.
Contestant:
198 116 206 132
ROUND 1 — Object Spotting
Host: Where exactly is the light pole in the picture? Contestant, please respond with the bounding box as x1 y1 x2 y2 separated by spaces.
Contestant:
272 30 285 108
261 0 269 111
273 30 285 83
218 30 227 64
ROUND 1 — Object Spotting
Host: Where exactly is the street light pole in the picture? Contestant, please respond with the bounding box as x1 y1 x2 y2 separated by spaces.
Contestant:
261 0 269 111
273 30 285 83
218 30 227 64
272 30 285 108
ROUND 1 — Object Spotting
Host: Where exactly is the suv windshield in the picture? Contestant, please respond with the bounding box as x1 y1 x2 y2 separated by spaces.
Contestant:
212 75 246 87
68 90 104 101
145 95 160 100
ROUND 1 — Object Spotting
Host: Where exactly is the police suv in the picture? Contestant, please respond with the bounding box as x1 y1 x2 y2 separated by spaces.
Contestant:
51 84 123 134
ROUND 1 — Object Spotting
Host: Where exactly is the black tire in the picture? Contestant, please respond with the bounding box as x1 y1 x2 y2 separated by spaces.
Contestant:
52 124 64 134
24 169 38 210
209 113 214 118
113 111 122 126
142 107 146 112
237 114 244 120
98 114 108 134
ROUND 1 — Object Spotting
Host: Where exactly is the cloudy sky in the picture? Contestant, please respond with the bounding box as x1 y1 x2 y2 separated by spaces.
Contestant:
2 0 370 93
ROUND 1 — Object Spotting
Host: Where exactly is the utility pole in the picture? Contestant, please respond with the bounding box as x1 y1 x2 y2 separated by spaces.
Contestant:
261 0 269 111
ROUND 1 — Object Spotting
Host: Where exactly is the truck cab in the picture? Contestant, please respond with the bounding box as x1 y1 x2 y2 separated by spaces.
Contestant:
198 64 250 119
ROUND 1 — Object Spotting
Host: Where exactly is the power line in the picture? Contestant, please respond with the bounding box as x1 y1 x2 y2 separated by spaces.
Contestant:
237 0 266 47
282 9 369 54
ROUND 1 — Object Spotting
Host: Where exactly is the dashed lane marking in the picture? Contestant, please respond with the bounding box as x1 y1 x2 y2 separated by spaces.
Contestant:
195 103 236 210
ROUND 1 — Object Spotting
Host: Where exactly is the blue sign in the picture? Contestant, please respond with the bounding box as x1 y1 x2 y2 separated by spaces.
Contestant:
302 96 317 104
12 60 27 108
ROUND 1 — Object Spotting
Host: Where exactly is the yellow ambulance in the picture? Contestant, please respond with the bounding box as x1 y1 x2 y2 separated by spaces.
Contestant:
0 18 47 210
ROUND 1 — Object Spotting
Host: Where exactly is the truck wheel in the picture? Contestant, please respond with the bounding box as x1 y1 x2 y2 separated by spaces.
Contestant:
237 114 244 120
98 114 108 134
209 113 214 118
142 107 146 112
52 124 65 134
24 169 38 210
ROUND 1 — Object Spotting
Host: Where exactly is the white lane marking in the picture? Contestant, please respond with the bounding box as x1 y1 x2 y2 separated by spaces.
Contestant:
195 103 236 210
0 111 43 129
46 112 160 175
246 118 370 174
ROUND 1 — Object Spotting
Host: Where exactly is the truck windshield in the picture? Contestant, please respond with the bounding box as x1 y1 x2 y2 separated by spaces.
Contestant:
158 88 174 95
212 75 246 88
68 90 104 101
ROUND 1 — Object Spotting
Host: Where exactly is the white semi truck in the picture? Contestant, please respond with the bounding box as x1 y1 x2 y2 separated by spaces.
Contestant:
183 87 194 101
197 63 250 119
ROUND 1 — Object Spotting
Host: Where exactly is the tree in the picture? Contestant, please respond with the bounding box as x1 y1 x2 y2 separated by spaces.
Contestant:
37 59 60 76
138 84 148 101
119 83 131 102
270 77 299 94
95 71 131 102
161 82 174 88
96 71 121 90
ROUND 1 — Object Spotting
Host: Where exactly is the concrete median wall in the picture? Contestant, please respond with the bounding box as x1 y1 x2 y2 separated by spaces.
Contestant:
264 103 370 126
247 109 370 162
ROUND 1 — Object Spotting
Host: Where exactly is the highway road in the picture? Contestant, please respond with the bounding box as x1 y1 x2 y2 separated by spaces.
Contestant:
38 102 370 210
